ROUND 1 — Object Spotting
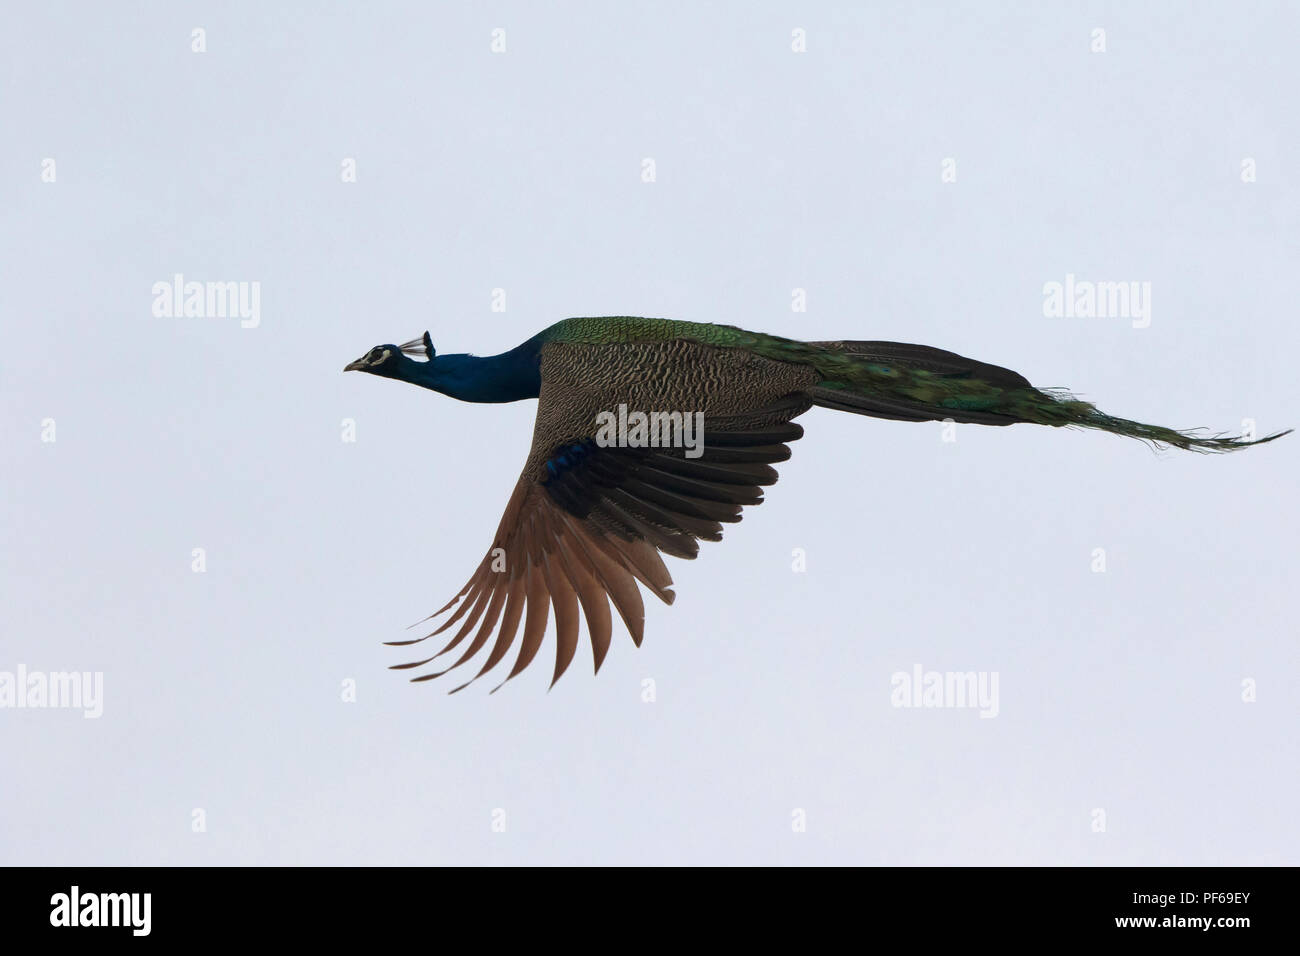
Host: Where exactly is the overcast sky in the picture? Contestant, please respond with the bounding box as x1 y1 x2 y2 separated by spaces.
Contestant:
2 2 1297 865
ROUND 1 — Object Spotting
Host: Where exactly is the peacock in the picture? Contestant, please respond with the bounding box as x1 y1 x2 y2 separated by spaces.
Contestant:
344 316 1288 692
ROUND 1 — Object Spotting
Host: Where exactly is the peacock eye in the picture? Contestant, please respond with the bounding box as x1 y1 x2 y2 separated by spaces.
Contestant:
371 348 390 364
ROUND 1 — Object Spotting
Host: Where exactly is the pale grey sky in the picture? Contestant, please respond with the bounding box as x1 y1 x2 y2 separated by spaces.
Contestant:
2 2 1296 865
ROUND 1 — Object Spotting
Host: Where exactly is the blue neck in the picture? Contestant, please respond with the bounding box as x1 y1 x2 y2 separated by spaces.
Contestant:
397 339 542 403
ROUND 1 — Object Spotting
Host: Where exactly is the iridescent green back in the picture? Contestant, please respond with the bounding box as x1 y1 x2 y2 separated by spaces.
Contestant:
538 316 760 350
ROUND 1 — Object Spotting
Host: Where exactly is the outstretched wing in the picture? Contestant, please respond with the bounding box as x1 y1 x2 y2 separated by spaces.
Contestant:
391 397 809 692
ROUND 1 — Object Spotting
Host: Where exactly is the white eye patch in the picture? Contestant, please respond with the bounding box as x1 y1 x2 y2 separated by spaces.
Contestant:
370 348 391 365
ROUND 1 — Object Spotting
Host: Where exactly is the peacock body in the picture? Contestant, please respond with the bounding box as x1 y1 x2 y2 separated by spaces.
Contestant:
344 316 1287 691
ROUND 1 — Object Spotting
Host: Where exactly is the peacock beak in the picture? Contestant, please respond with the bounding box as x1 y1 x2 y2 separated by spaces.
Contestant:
344 357 368 372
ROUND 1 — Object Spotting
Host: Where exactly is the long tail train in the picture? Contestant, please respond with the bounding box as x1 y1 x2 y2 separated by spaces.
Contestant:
800 340 1290 453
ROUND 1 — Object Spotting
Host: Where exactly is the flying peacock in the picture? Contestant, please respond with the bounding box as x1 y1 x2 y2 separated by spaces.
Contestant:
345 316 1288 692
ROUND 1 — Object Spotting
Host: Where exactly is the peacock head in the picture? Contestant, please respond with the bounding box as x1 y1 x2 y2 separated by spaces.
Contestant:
344 332 435 375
